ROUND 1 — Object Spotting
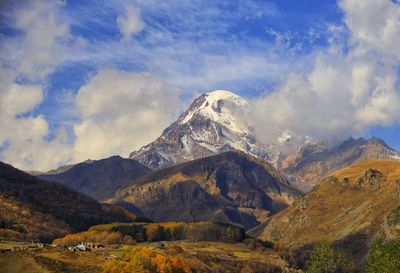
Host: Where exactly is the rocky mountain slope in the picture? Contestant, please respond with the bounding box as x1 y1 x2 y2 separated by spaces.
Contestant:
0 161 135 242
129 90 270 169
281 137 400 187
114 151 302 230
38 156 150 200
250 159 400 255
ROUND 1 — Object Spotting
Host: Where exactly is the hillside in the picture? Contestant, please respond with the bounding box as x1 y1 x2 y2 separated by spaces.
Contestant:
0 161 135 242
38 156 150 200
252 159 400 256
115 151 301 230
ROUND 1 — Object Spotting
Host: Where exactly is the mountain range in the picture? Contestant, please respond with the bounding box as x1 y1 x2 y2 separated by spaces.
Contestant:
129 90 400 189
33 90 400 231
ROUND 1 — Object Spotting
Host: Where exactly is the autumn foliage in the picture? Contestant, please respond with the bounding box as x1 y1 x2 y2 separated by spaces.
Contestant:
102 246 192 273
53 230 134 246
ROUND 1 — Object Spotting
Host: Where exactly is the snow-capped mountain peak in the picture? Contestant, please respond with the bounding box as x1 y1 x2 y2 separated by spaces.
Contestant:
129 90 262 169
179 90 249 133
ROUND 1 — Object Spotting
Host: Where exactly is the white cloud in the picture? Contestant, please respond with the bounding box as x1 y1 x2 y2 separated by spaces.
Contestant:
0 0 74 171
72 68 181 161
0 83 72 171
117 4 144 40
249 0 400 146
340 0 400 60
13 0 71 79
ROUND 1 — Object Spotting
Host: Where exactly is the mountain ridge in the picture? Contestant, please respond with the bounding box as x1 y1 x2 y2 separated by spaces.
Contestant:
115 151 302 230
38 155 151 200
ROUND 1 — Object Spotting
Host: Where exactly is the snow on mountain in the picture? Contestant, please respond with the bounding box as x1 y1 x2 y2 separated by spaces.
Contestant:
129 90 269 169
180 90 248 133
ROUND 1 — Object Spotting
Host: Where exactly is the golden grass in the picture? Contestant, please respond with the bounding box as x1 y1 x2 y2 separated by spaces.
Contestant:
0 253 50 273
257 159 400 249
331 159 400 182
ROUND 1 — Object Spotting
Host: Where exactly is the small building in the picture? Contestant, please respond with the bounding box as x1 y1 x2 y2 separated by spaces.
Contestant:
76 244 90 251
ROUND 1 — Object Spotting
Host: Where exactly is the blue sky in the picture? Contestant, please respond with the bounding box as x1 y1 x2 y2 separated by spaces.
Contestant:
1 0 400 170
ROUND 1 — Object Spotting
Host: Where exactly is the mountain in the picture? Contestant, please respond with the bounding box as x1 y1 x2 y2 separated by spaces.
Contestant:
0 161 135 242
249 159 400 260
129 90 399 191
114 151 302 230
129 90 269 169
38 156 151 201
281 137 400 187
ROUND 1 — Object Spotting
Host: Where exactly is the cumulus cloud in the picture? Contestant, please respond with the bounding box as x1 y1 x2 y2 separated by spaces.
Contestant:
72 68 181 161
0 83 72 171
117 4 144 40
248 0 400 146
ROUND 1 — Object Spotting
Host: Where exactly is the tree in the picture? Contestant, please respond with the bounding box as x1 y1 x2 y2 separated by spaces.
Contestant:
147 225 165 242
306 241 353 273
366 239 400 273
111 224 147 242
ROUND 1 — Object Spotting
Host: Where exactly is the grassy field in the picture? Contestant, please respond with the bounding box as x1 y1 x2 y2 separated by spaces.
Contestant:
0 240 292 273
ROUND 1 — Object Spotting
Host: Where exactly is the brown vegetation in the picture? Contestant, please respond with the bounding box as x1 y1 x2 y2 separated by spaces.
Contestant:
102 246 192 273
0 161 135 242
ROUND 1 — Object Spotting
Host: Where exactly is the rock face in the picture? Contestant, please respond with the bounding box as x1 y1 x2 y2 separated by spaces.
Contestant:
250 159 400 253
38 156 151 201
115 151 302 230
129 90 269 169
0 161 135 242
281 137 400 187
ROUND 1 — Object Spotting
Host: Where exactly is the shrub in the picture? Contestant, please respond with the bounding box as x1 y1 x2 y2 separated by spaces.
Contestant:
366 239 400 273
305 241 353 273
102 246 192 273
